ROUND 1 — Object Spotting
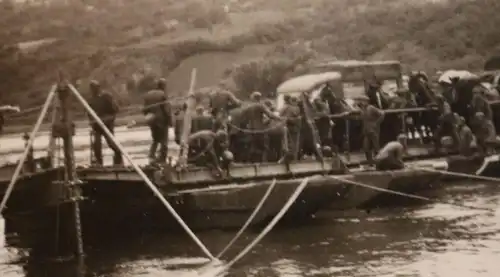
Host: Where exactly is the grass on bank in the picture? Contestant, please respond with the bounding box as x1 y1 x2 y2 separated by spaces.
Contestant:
1 0 500 129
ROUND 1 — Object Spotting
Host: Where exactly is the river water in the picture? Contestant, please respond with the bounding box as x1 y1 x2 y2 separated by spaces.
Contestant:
0 182 497 276
0 128 500 276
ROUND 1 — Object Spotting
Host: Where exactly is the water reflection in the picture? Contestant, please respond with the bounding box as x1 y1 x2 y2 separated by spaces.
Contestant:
0 182 499 277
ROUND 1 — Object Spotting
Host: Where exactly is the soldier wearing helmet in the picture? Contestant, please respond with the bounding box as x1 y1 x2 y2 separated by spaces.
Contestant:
433 95 460 153
188 129 232 175
143 78 172 164
88 80 122 166
209 83 242 131
473 111 497 154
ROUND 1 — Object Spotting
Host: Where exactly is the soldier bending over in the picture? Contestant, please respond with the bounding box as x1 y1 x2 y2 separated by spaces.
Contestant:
374 134 407 171
188 129 232 175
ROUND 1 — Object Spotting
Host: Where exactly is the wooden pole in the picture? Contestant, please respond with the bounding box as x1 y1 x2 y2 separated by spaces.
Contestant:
68 83 216 261
177 69 197 169
47 100 58 167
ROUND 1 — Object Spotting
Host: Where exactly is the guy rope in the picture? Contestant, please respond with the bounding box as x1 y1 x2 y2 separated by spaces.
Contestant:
67 83 218 261
198 177 310 277
326 175 495 212
216 179 277 259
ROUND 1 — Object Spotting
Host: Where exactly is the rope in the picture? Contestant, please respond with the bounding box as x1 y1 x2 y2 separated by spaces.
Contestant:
226 120 287 134
416 166 500 183
0 85 57 213
68 84 217 261
216 179 277 259
326 175 494 212
199 177 310 277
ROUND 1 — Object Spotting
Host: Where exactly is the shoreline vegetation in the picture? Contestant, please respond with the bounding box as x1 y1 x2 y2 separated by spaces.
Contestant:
1 0 499 134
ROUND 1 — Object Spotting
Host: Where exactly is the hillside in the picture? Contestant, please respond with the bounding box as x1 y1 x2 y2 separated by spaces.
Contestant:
1 0 500 124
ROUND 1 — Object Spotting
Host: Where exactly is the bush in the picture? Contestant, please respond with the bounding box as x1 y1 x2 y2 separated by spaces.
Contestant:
224 42 317 99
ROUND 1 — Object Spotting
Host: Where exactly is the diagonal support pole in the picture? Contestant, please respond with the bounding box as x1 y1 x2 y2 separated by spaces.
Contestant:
0 85 57 213
67 84 216 261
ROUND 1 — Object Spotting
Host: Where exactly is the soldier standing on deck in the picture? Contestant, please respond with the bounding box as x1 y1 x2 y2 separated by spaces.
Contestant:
470 86 492 123
88 80 123 166
280 96 302 161
457 116 475 156
356 95 385 165
312 97 332 148
143 78 171 164
473 112 498 155
433 95 460 152
209 84 242 131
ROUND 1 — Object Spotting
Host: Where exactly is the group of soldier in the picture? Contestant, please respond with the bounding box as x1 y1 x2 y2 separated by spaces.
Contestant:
84 70 499 172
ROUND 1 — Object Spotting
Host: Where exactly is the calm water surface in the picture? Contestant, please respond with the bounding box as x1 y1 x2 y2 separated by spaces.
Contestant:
0 181 498 277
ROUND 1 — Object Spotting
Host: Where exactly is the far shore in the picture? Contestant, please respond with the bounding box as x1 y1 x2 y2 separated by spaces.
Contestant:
2 114 142 136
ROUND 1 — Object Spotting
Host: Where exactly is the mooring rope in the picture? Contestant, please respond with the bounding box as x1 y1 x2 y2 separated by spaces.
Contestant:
0 85 57 213
68 84 217 261
326 175 494 212
412 164 500 183
216 179 277 259
199 177 310 277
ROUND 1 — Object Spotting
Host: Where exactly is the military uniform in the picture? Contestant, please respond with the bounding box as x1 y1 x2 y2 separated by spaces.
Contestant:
88 81 122 165
313 98 332 148
375 136 406 170
433 96 460 152
143 80 171 164
280 97 301 161
358 96 385 164
473 112 497 154
188 130 229 169
457 116 474 156
471 90 492 121
210 89 242 131
238 101 281 162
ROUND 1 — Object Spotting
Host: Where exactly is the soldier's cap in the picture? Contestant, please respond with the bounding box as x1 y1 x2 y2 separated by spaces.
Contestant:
215 130 228 140
475 111 485 118
89 80 100 88
157 78 167 86
250 91 262 99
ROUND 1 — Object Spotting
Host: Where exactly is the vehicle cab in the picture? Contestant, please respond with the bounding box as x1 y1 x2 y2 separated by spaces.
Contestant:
310 60 404 99
275 72 344 112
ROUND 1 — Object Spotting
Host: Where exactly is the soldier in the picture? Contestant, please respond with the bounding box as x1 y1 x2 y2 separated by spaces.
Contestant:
313 97 332 147
374 134 407 170
356 95 385 165
209 85 242 131
188 129 232 174
143 78 171 164
457 116 475 156
365 79 388 109
473 112 498 154
88 80 122 166
433 95 460 152
239 100 282 162
250 91 262 103
192 105 213 133
470 86 492 121
280 96 301 161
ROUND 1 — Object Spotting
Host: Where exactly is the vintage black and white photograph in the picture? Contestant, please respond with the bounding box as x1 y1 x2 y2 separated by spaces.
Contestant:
0 0 499 276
